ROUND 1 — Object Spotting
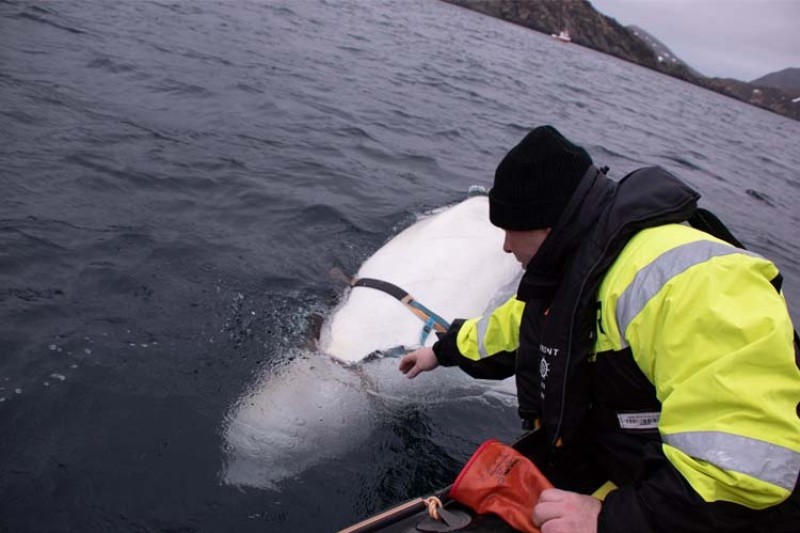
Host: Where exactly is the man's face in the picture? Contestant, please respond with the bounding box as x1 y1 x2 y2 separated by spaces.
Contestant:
503 228 551 268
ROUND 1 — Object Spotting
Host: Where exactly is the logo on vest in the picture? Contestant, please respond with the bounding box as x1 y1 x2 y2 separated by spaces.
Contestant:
539 344 560 356
539 357 550 379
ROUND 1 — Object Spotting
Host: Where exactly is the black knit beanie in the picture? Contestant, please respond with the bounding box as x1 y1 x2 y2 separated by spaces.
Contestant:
489 125 592 230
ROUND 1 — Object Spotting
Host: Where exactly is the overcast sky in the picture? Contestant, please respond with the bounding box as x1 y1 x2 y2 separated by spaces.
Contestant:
588 0 800 81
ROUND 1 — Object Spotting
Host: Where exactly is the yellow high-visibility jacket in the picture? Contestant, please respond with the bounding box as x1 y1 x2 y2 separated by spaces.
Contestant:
440 223 799 529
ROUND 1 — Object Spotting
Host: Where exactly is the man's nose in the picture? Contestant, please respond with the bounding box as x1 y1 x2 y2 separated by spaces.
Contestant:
503 235 512 253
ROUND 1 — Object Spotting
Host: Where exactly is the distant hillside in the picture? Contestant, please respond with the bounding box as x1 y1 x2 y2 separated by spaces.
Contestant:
628 25 702 78
751 68 800 93
443 0 660 68
441 0 799 121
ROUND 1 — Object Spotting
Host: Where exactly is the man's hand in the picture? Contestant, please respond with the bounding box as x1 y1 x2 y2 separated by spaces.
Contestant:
533 488 601 533
398 347 439 378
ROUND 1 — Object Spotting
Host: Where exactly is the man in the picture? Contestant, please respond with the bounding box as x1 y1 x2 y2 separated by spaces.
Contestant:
399 126 799 533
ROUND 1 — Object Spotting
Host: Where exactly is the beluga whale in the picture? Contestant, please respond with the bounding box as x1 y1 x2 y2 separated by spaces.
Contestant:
221 195 523 489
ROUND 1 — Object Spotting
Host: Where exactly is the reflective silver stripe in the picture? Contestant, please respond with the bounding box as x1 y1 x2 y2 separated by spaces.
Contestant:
664 431 800 491
616 240 760 348
476 315 491 359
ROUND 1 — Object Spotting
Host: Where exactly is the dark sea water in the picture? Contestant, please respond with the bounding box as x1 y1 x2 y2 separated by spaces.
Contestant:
1 0 798 531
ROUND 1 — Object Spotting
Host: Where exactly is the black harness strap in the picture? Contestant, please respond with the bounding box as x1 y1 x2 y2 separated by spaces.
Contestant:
352 277 409 301
351 277 451 337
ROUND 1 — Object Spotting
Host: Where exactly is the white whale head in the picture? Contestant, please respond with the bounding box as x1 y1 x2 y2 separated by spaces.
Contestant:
221 196 521 489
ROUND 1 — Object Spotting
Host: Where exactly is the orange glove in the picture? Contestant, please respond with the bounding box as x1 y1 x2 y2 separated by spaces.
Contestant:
449 439 553 533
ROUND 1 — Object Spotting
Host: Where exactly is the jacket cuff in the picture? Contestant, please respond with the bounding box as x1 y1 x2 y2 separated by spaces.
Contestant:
597 444 768 533
598 486 655 533
432 319 466 367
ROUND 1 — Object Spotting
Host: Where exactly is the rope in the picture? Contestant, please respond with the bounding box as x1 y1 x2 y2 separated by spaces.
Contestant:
423 496 443 521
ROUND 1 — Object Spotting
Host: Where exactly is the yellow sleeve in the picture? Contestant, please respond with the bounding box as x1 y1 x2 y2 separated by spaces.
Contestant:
455 296 525 362
625 249 800 509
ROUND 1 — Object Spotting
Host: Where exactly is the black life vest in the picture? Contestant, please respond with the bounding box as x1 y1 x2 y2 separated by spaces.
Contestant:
513 165 700 447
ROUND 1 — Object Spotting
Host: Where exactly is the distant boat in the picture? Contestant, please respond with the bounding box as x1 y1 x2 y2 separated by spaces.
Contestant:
550 29 572 42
